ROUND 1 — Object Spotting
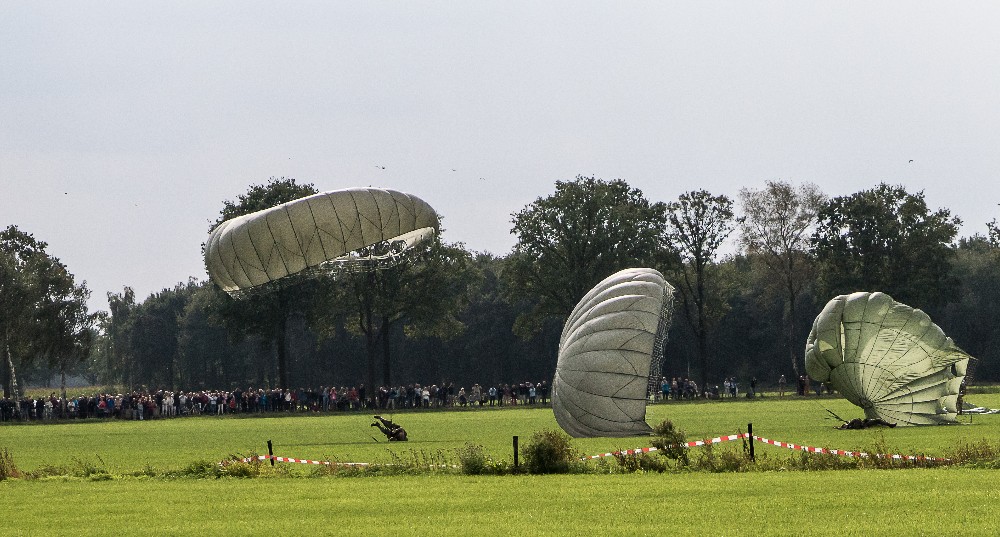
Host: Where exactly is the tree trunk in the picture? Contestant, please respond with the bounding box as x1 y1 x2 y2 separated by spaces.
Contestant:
4 331 19 400
697 324 708 393
785 254 802 379
381 315 392 386
696 259 709 391
787 294 800 378
364 317 377 397
360 271 378 398
2 334 11 399
276 322 288 389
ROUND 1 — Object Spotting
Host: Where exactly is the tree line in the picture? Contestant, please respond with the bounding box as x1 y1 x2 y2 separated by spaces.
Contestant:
3 177 998 398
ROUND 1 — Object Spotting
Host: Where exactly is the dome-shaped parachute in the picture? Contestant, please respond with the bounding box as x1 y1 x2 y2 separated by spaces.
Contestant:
205 188 438 296
552 268 675 438
805 291 971 426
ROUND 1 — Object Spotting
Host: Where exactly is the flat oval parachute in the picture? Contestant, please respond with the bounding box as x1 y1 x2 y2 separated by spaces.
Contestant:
805 291 971 426
205 187 438 295
552 268 675 438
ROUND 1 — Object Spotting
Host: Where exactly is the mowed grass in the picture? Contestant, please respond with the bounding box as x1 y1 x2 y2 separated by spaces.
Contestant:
3 393 999 471
2 471 999 536
2 394 1000 535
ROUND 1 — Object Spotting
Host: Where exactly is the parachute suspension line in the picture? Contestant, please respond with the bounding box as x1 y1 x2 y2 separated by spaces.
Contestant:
964 355 980 387
648 283 677 397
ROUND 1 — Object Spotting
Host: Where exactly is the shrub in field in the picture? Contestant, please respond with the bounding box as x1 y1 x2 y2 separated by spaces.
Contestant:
219 459 263 478
457 443 488 475
651 420 689 467
692 444 755 473
0 448 20 480
457 443 510 475
612 452 667 473
175 459 221 478
520 430 580 474
948 439 1000 468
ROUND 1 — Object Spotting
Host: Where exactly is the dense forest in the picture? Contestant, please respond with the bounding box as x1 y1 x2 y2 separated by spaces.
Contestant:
3 177 998 398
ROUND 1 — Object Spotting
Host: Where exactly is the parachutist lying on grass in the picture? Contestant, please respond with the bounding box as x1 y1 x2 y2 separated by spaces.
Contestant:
837 418 897 430
371 415 408 441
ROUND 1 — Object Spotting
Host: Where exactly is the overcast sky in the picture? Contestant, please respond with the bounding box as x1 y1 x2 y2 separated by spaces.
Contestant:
3 1 999 313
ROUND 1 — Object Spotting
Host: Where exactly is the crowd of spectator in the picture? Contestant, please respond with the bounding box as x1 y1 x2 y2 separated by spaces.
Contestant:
2 374 816 423
0 381 552 422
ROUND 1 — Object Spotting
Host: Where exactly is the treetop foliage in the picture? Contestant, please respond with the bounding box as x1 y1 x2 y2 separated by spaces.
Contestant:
506 176 668 336
210 177 319 232
811 183 961 309
1 225 94 398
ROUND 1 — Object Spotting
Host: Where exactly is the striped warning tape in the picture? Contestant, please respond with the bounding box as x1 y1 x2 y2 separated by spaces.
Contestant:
232 455 369 467
225 454 456 469
584 433 748 460
584 433 949 463
752 436 950 462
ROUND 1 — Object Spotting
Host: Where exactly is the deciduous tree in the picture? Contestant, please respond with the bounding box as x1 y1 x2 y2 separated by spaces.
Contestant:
665 190 735 390
0 225 93 399
312 236 476 390
207 177 319 388
738 181 825 377
506 176 669 337
811 183 960 311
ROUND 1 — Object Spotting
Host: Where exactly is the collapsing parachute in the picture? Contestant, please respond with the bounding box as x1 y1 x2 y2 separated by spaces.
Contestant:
204 188 438 296
805 292 971 426
552 268 675 438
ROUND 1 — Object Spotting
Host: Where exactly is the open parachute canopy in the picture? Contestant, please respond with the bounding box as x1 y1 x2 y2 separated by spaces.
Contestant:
552 268 675 438
204 187 438 297
805 291 971 426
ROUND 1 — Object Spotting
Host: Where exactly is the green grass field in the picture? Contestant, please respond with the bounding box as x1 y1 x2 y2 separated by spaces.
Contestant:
2 394 999 535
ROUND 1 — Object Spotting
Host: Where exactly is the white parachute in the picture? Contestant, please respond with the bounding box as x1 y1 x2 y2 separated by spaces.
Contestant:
552 268 675 438
805 291 971 426
204 187 438 296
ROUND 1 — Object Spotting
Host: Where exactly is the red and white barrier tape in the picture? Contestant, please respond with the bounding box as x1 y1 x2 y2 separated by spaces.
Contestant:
227 432 950 467
584 433 748 460
584 433 949 463
233 455 369 467
751 436 950 462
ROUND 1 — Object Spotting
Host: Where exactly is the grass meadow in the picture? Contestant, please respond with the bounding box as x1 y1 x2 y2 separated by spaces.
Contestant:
2 393 999 535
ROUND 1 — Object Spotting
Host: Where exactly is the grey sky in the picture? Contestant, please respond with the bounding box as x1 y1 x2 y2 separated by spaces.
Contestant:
3 1 998 313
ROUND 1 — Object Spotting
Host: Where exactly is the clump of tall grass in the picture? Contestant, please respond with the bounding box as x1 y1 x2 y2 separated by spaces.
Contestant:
691 443 755 473
0 447 20 480
947 439 1000 468
612 452 668 473
456 443 510 475
70 456 112 479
